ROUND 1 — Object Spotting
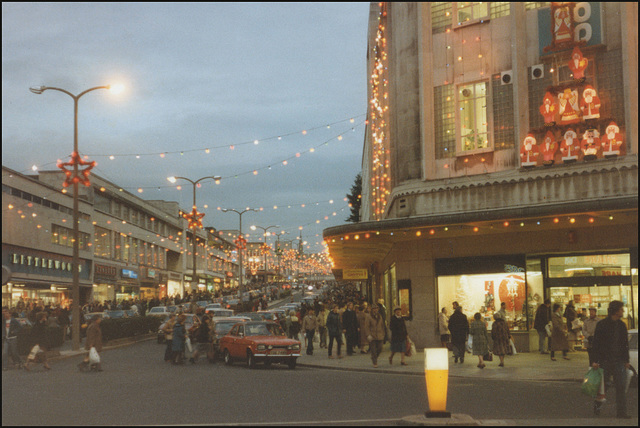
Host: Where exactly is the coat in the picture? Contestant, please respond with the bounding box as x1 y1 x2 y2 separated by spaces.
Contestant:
549 312 569 352
469 320 489 356
31 320 49 350
85 322 103 352
342 309 359 342
533 304 551 332
491 318 510 355
171 322 186 352
356 311 368 345
438 312 450 335
448 309 469 342
364 312 386 341
389 315 408 343
563 305 578 332
326 311 342 337
592 316 629 365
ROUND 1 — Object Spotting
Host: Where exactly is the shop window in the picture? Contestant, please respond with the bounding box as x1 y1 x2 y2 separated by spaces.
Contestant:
548 254 631 278
438 271 528 330
526 258 544 330
457 81 490 153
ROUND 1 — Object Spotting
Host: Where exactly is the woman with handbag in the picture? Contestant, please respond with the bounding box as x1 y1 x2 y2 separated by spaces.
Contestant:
163 314 177 362
563 300 578 352
171 314 187 365
439 307 450 348
491 313 510 367
24 312 51 371
550 303 570 361
469 312 489 369
389 307 408 366
78 315 103 372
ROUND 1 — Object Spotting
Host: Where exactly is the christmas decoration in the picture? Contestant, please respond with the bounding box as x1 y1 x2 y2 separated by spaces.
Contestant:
544 2 575 53
539 92 557 126
602 122 624 158
581 128 600 161
57 151 97 188
580 85 601 120
540 131 558 166
520 134 539 168
560 129 580 163
183 207 205 229
568 46 588 81
558 88 581 125
498 274 526 313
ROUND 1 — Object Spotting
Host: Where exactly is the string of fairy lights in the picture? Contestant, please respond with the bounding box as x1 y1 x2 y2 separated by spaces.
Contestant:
369 2 391 220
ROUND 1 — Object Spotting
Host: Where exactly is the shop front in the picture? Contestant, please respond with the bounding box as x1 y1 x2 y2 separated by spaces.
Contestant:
116 268 140 301
139 267 162 300
93 263 118 304
166 272 183 299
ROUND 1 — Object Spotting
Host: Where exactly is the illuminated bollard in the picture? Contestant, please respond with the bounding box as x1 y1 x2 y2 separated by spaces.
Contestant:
424 348 451 418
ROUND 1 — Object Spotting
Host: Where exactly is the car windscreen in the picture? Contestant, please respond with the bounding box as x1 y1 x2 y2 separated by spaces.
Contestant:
245 323 285 336
214 322 237 335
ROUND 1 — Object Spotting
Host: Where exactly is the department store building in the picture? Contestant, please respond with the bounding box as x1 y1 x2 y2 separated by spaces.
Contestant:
324 2 638 351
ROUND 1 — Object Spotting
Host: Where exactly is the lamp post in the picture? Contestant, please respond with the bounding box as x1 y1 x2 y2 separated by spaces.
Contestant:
221 208 258 298
168 175 221 294
30 84 122 351
250 224 278 283
272 231 287 284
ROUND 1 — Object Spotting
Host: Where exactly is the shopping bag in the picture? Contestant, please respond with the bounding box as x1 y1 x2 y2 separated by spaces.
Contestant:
624 367 635 393
483 352 493 362
581 367 604 398
466 336 473 353
509 338 517 355
89 347 101 364
545 322 552 337
571 319 583 331
28 344 41 361
185 336 193 353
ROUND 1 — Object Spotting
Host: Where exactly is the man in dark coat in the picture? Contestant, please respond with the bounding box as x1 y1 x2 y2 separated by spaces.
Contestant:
534 299 551 354
448 306 469 364
341 302 359 356
591 300 630 418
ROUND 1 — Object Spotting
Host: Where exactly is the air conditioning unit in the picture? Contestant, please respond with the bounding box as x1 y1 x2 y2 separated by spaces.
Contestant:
531 64 544 80
500 70 513 85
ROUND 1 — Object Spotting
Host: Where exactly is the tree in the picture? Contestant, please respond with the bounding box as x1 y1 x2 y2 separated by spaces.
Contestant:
346 173 362 223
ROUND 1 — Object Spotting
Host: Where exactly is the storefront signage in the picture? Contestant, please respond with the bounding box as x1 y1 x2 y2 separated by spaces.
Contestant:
538 2 603 56
95 264 117 277
343 269 368 280
147 269 157 279
10 253 81 273
122 269 138 279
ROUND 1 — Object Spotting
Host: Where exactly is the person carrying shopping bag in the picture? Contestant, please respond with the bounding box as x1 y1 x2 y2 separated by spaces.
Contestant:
78 315 103 372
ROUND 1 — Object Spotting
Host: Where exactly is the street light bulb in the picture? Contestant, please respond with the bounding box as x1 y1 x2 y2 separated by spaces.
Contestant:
108 84 124 94
167 176 177 183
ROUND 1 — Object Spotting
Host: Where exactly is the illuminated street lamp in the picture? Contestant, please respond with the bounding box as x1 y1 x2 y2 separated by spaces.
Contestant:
167 175 220 292
30 84 123 351
250 224 279 282
221 208 258 298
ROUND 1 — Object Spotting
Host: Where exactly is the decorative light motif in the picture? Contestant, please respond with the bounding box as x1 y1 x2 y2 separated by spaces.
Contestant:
57 151 96 187
183 207 205 229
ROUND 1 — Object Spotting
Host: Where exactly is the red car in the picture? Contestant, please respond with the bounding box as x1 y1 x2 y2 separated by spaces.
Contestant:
220 321 301 369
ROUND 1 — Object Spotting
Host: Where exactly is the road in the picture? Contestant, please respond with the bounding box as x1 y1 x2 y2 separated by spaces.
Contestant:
2 338 637 425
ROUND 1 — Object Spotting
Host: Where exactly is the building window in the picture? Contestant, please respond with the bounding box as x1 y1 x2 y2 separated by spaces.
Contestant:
457 81 489 153
431 2 452 34
131 238 138 264
492 74 515 150
94 226 111 259
94 192 111 214
114 233 122 261
490 2 510 19
454 2 488 27
51 224 89 251
122 236 130 263
434 84 456 159
525 2 550 11
130 209 139 225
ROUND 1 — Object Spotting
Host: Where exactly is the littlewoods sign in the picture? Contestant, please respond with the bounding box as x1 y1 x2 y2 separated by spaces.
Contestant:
10 253 82 273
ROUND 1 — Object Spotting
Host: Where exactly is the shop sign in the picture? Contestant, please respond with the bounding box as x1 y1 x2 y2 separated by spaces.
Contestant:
343 269 368 280
168 272 182 281
95 264 117 277
122 269 138 279
184 274 196 282
11 253 81 273
147 269 157 279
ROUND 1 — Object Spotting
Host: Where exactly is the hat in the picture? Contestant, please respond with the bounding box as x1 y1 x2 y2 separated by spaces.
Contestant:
588 306 597 311
377 298 384 304
393 307 401 312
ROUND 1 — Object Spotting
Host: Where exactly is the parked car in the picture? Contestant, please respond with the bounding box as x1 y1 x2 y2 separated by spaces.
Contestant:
629 329 638 388
205 303 222 312
220 321 301 369
157 313 201 344
103 310 126 319
235 312 267 322
206 308 234 318
147 306 172 318
210 317 249 359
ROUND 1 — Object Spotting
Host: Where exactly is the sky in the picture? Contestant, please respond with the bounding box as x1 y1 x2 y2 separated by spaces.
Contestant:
2 2 370 254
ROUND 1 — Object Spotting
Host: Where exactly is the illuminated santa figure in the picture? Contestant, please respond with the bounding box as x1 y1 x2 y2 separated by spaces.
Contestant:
560 129 580 163
581 128 600 161
540 131 558 166
602 121 624 158
539 92 557 126
568 46 588 81
558 88 581 125
580 85 601 120
520 134 539 168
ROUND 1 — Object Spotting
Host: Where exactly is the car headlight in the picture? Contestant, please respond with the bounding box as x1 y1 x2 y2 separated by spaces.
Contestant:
288 344 300 350
257 344 266 351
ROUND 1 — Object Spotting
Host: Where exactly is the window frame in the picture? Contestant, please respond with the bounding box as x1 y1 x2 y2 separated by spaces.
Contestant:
453 2 490 28
455 79 494 156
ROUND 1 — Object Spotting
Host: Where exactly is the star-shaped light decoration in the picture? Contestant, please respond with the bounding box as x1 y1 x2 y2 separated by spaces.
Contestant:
183 207 205 229
57 151 97 187
234 236 247 250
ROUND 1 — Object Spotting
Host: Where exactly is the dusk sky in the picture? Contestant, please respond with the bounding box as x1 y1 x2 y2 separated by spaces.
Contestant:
2 2 370 253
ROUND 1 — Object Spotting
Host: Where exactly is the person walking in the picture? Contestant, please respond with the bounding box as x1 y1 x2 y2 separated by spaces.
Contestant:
171 314 187 365
389 307 408 366
497 302 507 321
564 300 579 352
534 299 552 354
289 311 301 342
356 305 369 354
326 305 343 359
364 304 387 368
2 309 24 370
438 307 450 348
80 315 103 371
316 305 328 349
591 300 631 418
469 313 489 369
550 303 570 361
162 314 177 362
190 316 211 363
301 308 317 356
24 312 51 371
448 305 469 364
342 302 359 356
582 306 601 367
491 313 510 367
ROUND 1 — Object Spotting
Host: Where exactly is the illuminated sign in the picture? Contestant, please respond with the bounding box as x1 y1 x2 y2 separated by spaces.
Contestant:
539 2 602 56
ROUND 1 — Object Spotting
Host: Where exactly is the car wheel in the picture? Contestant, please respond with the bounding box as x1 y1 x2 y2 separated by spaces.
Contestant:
247 351 256 369
287 358 297 370
224 349 233 366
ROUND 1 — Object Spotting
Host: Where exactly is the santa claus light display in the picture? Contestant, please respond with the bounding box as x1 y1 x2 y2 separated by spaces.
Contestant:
539 92 557 126
602 122 624 158
540 131 558 166
581 128 600 161
580 85 601 120
560 129 580 163
568 46 588 81
558 88 581 125
520 134 539 168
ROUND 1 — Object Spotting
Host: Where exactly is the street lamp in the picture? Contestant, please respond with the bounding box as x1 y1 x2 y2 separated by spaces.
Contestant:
221 208 258 298
272 231 287 284
167 175 221 294
250 224 278 282
30 84 122 351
